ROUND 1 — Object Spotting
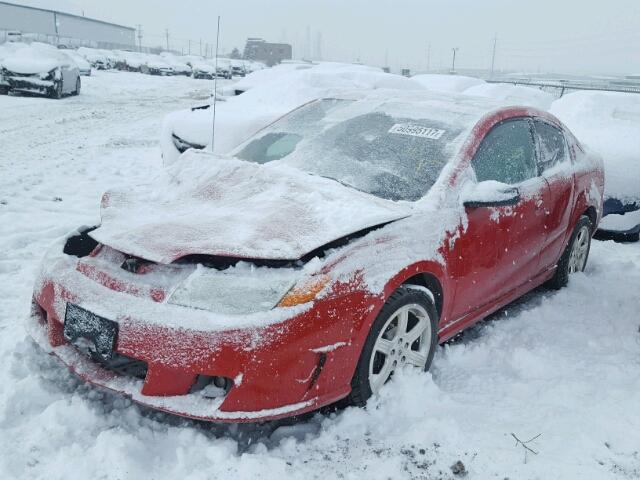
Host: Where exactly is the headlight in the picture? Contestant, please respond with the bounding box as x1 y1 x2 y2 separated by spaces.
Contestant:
40 68 59 81
167 265 330 315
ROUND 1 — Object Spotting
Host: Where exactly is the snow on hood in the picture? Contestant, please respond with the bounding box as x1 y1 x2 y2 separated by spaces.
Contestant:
2 45 68 74
91 150 412 264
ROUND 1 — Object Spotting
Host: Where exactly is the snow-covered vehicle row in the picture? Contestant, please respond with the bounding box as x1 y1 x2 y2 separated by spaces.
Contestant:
29 91 603 422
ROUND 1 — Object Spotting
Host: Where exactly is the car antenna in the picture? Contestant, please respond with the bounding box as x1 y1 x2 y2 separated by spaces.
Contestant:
210 15 221 153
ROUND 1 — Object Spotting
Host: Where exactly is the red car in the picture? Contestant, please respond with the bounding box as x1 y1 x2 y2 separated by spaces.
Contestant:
29 93 604 422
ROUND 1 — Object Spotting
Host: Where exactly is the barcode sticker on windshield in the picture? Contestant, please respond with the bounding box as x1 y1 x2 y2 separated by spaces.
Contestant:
388 123 445 139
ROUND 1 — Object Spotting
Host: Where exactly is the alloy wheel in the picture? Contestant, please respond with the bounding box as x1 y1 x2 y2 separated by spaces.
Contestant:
368 303 432 393
568 225 590 273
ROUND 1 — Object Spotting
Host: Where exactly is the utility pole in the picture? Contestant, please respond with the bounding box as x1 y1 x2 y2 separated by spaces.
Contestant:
199 38 202 56
490 35 497 78
188 39 191 55
451 47 459 73
426 42 431 72
136 24 143 52
165 28 170 51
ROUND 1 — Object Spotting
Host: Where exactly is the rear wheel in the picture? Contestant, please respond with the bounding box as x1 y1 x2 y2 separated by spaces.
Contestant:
348 286 438 406
74 77 81 96
546 215 592 290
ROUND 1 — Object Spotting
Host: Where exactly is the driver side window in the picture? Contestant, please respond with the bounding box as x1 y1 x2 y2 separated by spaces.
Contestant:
472 119 537 185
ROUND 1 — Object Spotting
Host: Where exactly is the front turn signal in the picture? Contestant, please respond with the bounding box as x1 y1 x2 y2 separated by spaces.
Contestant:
278 275 330 307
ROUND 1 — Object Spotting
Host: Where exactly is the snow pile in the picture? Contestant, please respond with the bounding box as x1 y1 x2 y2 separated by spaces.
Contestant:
550 91 640 203
411 74 485 93
463 83 554 110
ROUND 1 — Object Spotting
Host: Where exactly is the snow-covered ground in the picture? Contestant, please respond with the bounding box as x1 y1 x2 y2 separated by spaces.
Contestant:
0 71 639 480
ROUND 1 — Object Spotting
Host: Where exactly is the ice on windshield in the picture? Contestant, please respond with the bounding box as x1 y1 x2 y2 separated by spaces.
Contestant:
235 98 468 201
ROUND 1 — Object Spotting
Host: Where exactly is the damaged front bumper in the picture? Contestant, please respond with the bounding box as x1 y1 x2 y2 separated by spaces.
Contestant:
28 243 360 422
6 75 54 95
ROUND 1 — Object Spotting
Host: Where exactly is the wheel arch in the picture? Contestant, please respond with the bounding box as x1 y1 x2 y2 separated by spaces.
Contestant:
401 272 444 320
583 206 597 229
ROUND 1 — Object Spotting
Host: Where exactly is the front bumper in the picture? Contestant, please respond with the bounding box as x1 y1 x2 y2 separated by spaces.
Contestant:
6 76 54 95
29 251 364 422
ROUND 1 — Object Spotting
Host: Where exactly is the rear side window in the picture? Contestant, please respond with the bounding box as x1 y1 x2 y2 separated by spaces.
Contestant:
472 119 537 185
534 120 569 172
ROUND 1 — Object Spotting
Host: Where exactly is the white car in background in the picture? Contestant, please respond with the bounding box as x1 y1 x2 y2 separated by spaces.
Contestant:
161 62 425 165
1 42 81 98
63 50 92 76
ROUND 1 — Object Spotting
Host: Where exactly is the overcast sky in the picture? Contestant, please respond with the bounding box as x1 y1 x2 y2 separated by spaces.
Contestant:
14 0 640 75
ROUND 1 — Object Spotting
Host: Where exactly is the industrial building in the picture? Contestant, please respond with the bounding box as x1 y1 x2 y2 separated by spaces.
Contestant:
0 1 135 50
243 38 292 66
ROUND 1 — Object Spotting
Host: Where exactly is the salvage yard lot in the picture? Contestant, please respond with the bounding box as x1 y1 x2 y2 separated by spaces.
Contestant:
0 71 639 479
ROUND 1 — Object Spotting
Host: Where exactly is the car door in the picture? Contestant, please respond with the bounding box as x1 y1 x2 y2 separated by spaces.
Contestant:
533 119 575 272
448 118 549 322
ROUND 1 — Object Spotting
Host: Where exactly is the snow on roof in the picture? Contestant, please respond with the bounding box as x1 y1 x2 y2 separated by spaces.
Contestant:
550 90 640 202
411 74 485 93
2 42 72 74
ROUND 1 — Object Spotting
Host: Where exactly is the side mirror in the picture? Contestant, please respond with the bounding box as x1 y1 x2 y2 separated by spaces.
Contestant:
462 181 520 208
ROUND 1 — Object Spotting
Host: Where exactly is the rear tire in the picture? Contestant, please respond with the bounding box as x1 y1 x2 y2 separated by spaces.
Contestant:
74 77 81 96
546 215 592 290
348 286 438 406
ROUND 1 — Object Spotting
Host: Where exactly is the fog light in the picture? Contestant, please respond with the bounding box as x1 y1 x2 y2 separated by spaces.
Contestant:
190 375 232 399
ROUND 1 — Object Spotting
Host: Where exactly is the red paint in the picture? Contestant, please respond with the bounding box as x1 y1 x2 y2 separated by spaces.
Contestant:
31 106 603 422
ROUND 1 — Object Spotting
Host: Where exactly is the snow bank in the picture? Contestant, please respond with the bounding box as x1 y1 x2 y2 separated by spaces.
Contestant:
463 83 554 109
550 91 640 204
411 74 485 93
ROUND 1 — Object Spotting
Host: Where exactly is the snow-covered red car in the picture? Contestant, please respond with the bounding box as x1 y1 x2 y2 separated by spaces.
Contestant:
29 92 604 422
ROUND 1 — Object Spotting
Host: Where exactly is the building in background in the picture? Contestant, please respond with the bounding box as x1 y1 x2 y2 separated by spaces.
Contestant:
243 38 292 66
0 1 135 50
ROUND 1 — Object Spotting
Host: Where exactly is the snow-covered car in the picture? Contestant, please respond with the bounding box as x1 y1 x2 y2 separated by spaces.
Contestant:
230 59 246 77
1 43 81 98
141 57 173 76
215 58 232 79
159 53 192 76
77 47 110 69
114 51 146 72
551 90 640 242
63 50 92 76
191 61 218 80
29 92 603 422
162 62 424 165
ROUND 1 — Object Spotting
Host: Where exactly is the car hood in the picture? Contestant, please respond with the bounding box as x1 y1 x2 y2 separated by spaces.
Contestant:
90 150 412 264
3 56 60 74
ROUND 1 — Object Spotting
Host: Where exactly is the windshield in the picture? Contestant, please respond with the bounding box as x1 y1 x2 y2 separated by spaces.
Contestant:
235 99 467 201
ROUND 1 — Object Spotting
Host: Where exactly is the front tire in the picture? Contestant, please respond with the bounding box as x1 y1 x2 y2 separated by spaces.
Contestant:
546 215 592 290
50 80 63 99
348 286 438 406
